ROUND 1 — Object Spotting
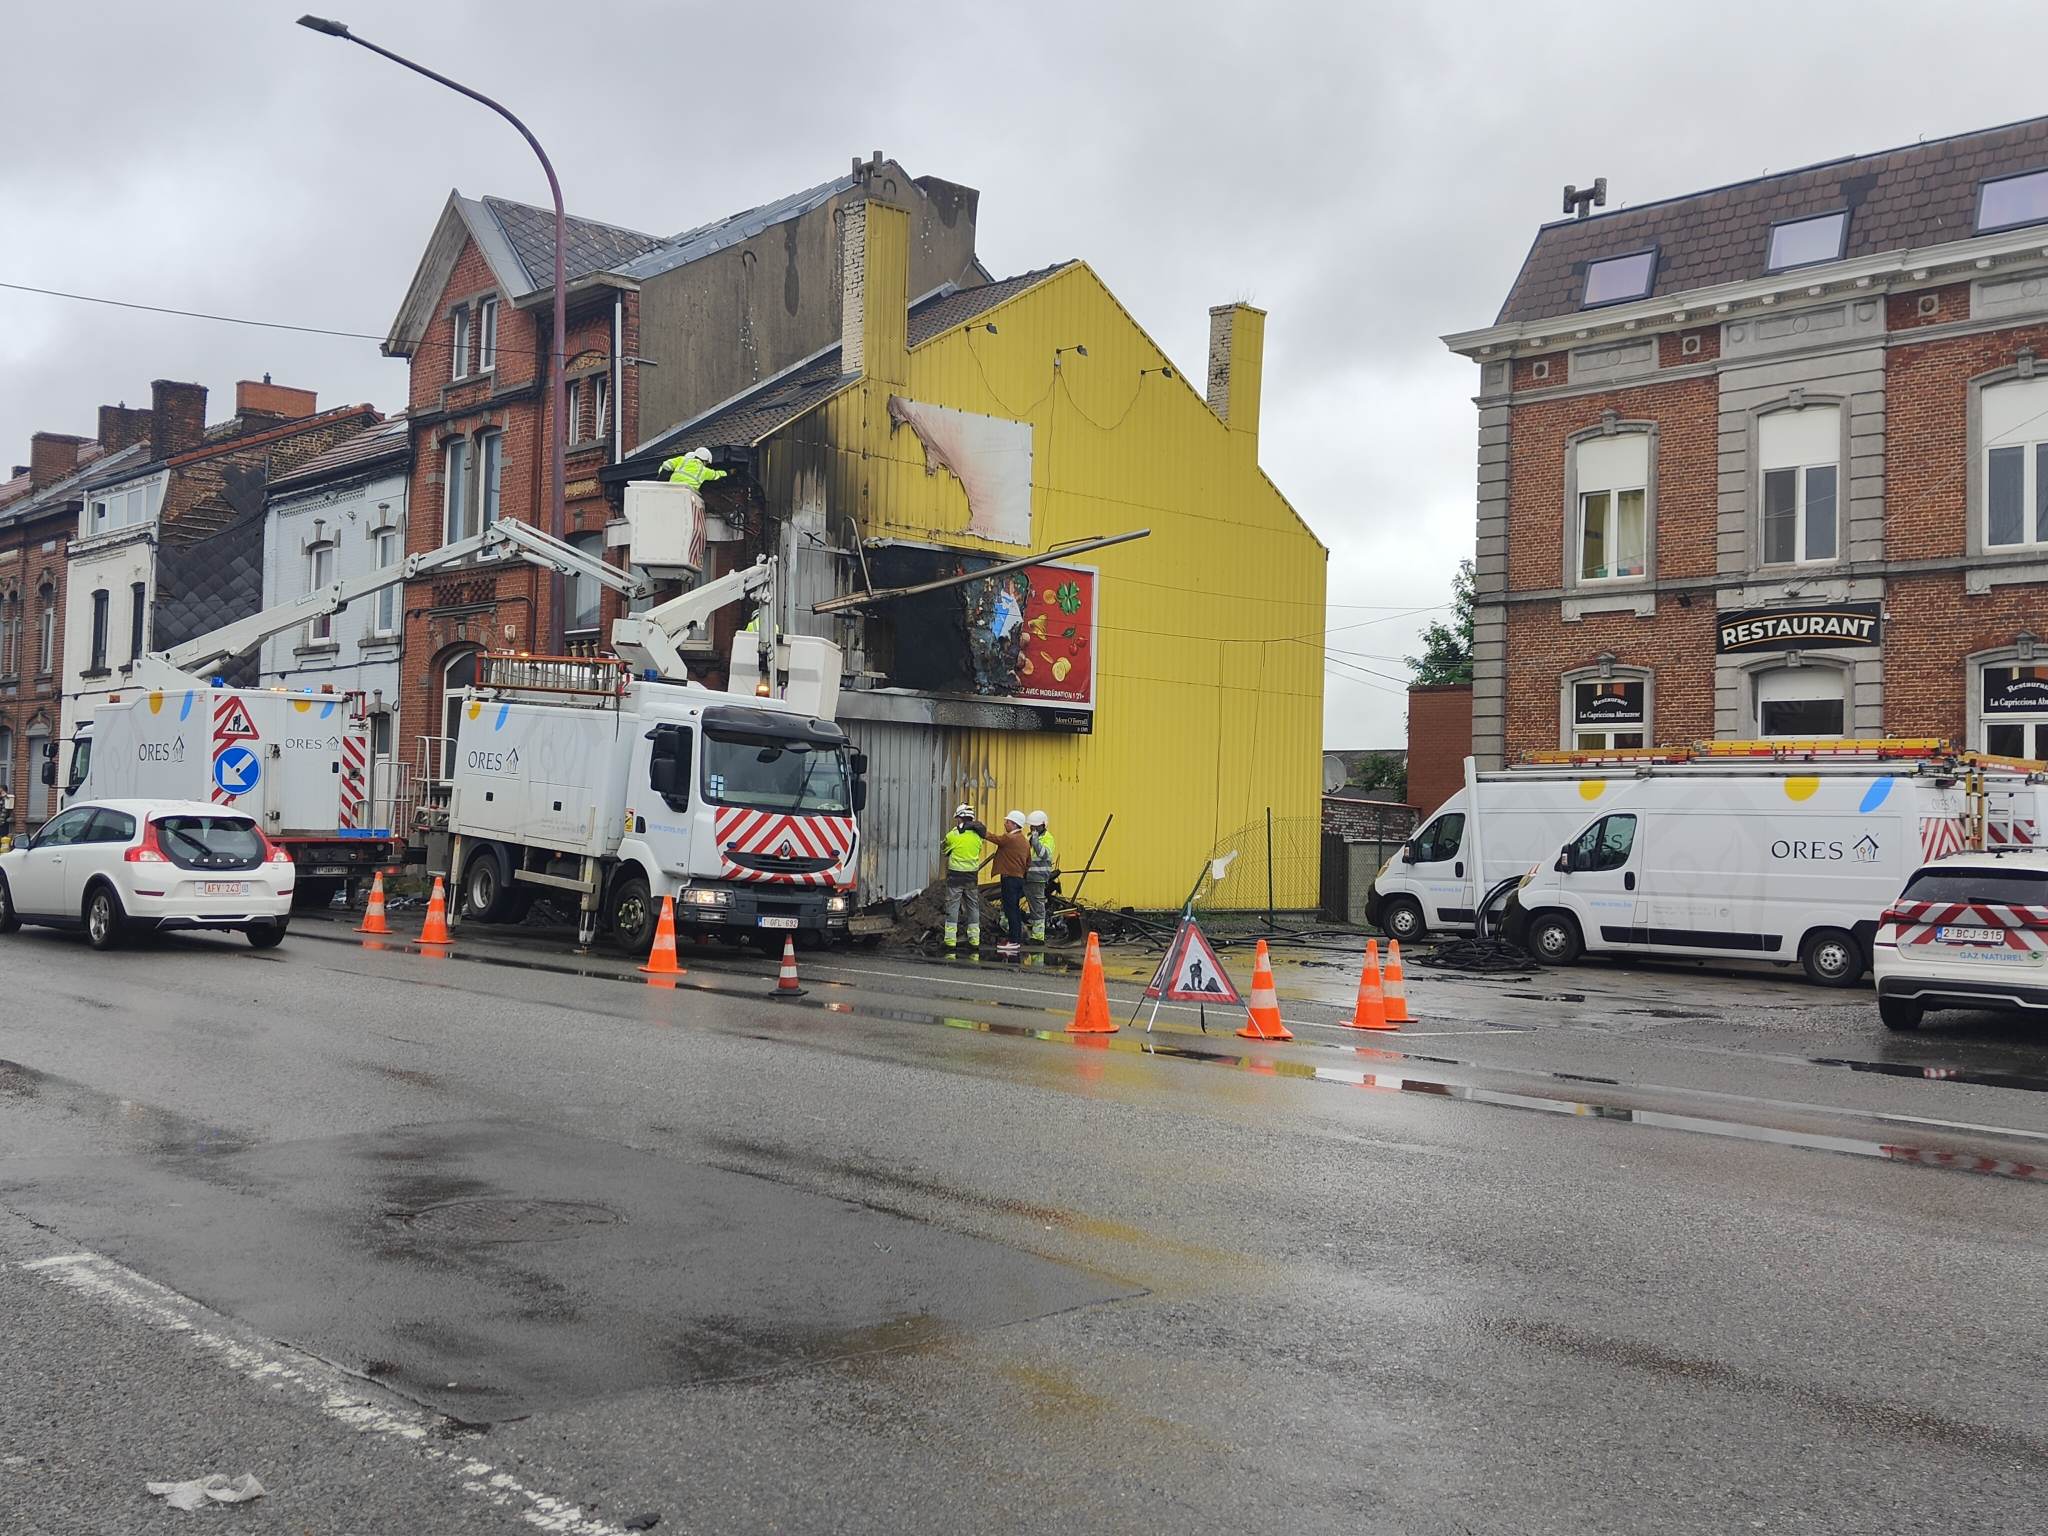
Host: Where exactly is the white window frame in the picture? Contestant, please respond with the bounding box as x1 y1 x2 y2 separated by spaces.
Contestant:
593 372 610 442
371 525 401 637
565 531 605 634
0 593 16 677
1984 376 2048 552
36 585 55 674
1571 432 1651 586
0 723 11 794
442 438 472 544
88 588 110 673
1759 406 1843 567
450 306 472 382
478 429 502 530
476 298 499 372
128 581 147 662
566 377 586 444
1753 662 1848 741
305 542 337 645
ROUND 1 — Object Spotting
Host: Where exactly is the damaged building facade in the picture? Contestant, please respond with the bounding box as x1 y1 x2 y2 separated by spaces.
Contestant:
612 200 1327 911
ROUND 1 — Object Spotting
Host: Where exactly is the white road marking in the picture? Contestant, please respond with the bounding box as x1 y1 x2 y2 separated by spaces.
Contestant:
17 1252 626 1536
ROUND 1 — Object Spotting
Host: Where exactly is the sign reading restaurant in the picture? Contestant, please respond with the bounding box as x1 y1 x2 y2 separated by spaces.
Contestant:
1716 601 1882 654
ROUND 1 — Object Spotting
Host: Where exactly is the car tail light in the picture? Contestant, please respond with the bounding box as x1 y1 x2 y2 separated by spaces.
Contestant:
124 821 168 864
262 835 294 865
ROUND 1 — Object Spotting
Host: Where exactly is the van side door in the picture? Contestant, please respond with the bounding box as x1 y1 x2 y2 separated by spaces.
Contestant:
1408 811 1473 928
1559 812 1645 949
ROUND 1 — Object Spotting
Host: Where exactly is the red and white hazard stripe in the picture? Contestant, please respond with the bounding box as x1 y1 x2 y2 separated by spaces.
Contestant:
1919 816 1967 863
1883 897 2048 951
712 806 856 886
338 732 368 830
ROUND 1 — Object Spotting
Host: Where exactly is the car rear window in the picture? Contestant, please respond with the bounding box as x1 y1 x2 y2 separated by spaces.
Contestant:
1901 867 2048 906
154 815 265 871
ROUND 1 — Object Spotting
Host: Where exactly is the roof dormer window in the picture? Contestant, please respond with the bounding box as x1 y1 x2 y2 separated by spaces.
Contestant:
1580 249 1657 309
1765 210 1848 272
1977 168 2048 234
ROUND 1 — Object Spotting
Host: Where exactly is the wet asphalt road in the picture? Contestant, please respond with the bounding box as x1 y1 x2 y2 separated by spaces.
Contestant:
2 916 2045 1535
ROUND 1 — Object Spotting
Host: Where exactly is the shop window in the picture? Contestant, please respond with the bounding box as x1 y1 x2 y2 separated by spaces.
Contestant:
1984 376 2048 551
1573 433 1649 583
1568 676 1648 751
1754 664 1845 739
1760 407 1840 564
1982 663 2048 760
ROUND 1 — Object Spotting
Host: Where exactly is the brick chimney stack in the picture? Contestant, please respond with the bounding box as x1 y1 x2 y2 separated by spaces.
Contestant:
150 380 208 460
28 432 89 489
234 377 317 421
97 403 153 452
1205 302 1266 449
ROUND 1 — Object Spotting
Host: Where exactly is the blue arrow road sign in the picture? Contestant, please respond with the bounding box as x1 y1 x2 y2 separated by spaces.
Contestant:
212 745 261 796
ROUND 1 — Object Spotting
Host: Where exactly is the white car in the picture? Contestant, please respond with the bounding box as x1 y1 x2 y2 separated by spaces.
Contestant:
0 798 294 950
1872 850 2048 1031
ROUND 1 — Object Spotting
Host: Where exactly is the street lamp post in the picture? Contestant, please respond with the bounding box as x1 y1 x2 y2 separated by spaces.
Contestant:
297 15 567 653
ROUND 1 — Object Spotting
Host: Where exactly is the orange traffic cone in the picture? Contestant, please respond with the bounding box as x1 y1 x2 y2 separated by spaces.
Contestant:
1067 932 1117 1033
1383 939 1414 1025
770 935 806 998
640 895 685 976
357 871 390 935
1237 939 1293 1040
1346 938 1396 1031
417 875 453 946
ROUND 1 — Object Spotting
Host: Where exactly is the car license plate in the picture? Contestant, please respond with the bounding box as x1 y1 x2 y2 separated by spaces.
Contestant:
201 882 250 898
1938 924 2004 945
756 915 799 930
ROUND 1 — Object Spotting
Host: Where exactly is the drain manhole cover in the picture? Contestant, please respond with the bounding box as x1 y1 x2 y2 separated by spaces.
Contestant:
402 1198 621 1243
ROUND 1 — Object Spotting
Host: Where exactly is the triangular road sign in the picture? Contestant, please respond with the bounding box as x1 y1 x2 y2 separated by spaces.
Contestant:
213 695 258 741
1145 917 1241 1004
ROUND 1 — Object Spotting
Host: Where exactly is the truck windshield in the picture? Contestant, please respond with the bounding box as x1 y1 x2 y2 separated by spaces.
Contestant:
701 728 853 814
66 737 91 796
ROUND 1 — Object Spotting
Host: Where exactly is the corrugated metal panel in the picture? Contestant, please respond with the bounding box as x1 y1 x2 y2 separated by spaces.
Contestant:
783 264 1327 910
843 719 966 903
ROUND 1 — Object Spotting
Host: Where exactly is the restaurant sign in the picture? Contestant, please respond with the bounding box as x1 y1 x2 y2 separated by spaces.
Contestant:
1716 601 1881 654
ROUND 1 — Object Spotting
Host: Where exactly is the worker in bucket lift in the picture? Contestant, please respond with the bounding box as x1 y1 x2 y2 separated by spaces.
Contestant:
1024 810 1057 944
989 810 1033 957
659 445 728 491
940 805 986 951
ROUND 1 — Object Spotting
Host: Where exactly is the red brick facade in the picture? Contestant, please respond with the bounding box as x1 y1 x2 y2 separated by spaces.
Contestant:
395 233 641 777
0 503 70 829
1405 683 1474 817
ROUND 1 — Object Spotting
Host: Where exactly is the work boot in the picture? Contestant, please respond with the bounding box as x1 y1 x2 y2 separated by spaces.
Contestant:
966 927 982 949
942 923 957 949
1029 925 1046 944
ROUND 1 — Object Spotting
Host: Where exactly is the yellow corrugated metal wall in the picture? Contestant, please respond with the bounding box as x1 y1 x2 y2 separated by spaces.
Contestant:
797 209 1326 910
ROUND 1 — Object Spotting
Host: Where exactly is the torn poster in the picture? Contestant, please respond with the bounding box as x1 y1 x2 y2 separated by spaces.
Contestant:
887 396 1033 546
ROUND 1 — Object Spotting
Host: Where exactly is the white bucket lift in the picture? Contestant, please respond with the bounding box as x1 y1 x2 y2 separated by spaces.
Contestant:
621 480 706 580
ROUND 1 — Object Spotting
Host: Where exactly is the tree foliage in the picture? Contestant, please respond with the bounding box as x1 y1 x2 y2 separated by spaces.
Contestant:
1407 558 1475 686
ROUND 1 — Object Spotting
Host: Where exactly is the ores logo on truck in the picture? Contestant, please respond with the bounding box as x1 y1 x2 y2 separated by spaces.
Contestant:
714 807 855 887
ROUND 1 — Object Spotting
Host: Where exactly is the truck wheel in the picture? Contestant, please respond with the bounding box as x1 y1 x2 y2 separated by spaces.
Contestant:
1381 897 1426 944
462 850 511 923
1878 995 1924 1032
1525 911 1581 966
1801 927 1864 988
607 874 656 954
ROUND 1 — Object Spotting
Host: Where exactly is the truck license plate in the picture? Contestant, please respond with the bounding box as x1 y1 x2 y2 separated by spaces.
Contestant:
201 882 250 897
756 915 799 930
313 866 350 877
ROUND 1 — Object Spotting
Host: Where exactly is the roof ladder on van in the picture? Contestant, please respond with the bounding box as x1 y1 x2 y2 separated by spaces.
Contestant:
475 652 630 704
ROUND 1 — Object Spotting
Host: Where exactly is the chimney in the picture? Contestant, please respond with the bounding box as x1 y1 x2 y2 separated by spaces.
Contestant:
840 198 909 386
97 403 153 452
150 380 208 459
1205 302 1266 449
235 377 317 421
29 432 89 490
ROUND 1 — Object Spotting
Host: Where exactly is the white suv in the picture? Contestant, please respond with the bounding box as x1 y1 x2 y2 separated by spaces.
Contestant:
0 799 294 950
1872 850 2048 1031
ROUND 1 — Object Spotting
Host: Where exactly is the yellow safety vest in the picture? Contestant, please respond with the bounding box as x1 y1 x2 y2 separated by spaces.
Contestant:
943 827 984 873
660 455 728 491
1028 831 1056 879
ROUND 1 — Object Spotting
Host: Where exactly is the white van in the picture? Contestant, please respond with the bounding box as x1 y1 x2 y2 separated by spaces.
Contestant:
1504 766 1977 985
1368 770 1657 943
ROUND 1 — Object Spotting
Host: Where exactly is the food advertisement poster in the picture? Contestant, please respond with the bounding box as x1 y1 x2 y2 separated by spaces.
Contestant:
963 562 1096 709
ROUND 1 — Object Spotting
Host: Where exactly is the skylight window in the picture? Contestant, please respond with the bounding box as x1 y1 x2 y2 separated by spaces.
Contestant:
1581 249 1657 308
1977 169 2048 234
1766 210 1848 272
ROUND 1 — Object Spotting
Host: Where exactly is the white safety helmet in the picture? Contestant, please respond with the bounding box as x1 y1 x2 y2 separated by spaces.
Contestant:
688 446 713 462
954 804 976 820
1004 809 1027 829
1028 810 1048 828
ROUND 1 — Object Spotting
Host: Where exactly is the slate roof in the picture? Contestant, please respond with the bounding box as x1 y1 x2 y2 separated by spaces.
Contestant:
152 500 269 687
624 264 1073 466
481 196 667 292
268 415 410 493
612 176 857 283
1497 113 2048 325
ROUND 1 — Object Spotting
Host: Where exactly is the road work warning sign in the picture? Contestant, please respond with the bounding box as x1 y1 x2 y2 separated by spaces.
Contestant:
1145 917 1241 1004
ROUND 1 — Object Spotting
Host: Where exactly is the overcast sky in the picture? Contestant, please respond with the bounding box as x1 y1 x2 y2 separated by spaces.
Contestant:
8 1 2048 752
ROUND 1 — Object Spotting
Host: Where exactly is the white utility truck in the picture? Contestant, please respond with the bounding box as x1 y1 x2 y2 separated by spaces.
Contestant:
1496 740 2047 986
443 550 867 953
54 518 646 909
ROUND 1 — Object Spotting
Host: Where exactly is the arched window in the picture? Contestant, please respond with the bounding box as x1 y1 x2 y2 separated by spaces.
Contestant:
1753 662 1847 740
437 646 481 780
0 722 13 795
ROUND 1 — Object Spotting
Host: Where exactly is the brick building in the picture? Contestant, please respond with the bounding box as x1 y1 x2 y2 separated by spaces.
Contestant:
1445 114 2048 767
62 381 379 737
0 408 154 830
380 154 982 782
